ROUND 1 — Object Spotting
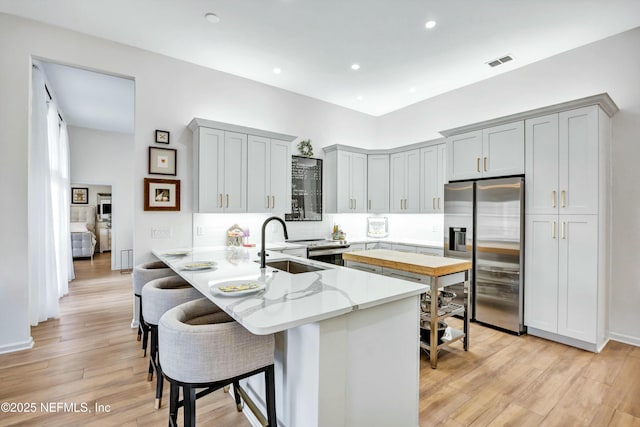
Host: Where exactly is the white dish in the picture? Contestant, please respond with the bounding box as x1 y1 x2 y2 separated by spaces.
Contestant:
211 280 265 296
182 261 217 270
164 250 191 256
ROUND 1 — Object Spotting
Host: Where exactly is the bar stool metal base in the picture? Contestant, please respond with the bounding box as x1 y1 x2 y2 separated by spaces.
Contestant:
165 365 277 427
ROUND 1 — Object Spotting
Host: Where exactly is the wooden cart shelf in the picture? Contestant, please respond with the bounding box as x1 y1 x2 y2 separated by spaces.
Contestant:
343 249 471 368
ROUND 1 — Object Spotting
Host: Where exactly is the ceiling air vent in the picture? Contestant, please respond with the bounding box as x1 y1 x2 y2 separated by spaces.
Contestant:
487 54 514 68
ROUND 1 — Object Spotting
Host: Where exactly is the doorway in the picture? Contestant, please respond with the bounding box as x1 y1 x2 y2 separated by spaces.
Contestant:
36 58 135 272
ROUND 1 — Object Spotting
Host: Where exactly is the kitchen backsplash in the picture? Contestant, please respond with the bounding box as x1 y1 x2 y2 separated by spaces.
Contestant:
193 213 444 247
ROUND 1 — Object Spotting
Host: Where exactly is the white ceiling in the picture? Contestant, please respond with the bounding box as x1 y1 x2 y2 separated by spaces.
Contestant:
3 0 640 119
38 61 135 134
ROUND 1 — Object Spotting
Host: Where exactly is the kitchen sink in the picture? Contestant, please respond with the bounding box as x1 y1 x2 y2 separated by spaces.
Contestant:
261 259 328 274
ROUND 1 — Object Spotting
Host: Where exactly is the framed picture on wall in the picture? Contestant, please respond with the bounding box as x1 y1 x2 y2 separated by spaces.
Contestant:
144 178 180 211
71 187 89 204
155 129 170 144
148 146 177 176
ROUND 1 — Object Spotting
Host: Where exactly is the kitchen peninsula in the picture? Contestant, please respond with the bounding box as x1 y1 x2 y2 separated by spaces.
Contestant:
153 246 426 427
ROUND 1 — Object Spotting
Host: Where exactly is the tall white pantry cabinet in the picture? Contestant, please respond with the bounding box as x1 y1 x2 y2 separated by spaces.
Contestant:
524 99 616 352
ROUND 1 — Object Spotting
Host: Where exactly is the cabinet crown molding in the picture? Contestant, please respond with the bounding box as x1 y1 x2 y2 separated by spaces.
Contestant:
188 118 297 142
440 93 618 137
323 138 445 155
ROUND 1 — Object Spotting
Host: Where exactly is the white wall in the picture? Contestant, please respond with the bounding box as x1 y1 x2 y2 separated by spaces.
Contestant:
68 126 134 269
192 213 443 248
0 13 376 352
376 27 640 344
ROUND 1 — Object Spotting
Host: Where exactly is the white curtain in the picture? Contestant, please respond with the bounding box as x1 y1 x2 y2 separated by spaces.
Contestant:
29 66 74 325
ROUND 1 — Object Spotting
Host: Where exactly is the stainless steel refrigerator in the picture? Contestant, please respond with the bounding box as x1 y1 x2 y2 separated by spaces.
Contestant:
444 177 525 334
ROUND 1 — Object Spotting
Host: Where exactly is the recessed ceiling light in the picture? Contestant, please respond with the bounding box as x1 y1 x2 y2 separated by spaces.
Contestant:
205 13 220 24
351 64 360 70
409 87 416 93
425 20 437 29
356 95 363 101
273 67 281 74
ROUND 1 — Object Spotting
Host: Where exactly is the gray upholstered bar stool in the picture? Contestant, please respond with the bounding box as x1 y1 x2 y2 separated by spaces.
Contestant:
133 261 176 355
142 276 201 409
159 298 277 427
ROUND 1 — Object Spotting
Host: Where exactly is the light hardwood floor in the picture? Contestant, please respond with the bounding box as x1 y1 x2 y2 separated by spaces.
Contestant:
1 253 638 426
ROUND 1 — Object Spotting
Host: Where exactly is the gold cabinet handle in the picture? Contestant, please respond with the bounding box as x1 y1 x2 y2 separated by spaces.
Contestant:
368 199 371 210
432 197 435 210
272 195 275 209
552 190 556 208
561 190 566 208
438 197 441 210
226 194 229 208
552 221 556 239
477 157 481 173
266 195 270 209
219 193 223 208
562 221 566 239
484 157 488 172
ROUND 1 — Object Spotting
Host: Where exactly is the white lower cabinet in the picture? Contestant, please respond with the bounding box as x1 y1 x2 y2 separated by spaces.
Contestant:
382 267 429 284
345 261 382 274
416 247 444 256
391 243 416 253
349 243 366 251
525 214 598 344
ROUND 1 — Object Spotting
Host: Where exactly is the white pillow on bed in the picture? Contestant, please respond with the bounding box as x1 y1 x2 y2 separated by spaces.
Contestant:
70 222 89 233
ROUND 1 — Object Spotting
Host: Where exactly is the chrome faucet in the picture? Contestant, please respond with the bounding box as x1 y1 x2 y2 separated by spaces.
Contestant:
260 216 289 268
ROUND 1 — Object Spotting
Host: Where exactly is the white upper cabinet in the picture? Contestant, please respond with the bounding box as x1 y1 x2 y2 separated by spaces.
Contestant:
420 143 446 213
526 106 599 215
325 148 367 213
367 154 389 213
190 118 296 215
447 121 524 181
525 114 560 214
247 135 291 214
559 106 599 215
390 149 420 213
447 130 482 181
195 127 247 213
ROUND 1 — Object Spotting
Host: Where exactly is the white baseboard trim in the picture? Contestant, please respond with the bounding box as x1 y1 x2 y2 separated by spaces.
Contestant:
0 337 34 354
527 327 598 352
609 332 640 347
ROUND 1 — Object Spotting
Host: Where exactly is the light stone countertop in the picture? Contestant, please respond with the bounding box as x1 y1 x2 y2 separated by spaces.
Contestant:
153 246 426 335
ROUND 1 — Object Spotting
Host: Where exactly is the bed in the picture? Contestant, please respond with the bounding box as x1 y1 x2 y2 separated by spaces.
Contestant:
70 205 97 259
